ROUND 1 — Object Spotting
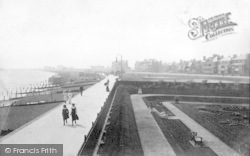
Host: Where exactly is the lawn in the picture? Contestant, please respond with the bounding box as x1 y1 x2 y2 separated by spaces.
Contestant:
143 97 217 156
172 103 250 156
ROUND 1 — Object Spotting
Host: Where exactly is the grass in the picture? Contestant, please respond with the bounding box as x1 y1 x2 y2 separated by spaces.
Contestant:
0 85 90 137
0 102 61 135
143 98 217 156
172 103 250 156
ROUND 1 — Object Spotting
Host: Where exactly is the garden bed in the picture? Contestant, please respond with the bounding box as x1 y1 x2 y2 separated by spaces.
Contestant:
172 103 250 156
143 98 217 156
79 84 143 156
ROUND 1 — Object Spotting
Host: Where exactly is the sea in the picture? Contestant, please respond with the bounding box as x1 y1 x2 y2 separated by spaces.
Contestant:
0 69 55 100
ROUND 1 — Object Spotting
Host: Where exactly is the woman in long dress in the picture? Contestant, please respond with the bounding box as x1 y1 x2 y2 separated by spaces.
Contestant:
63 90 68 103
62 105 69 125
71 103 78 126
68 91 73 104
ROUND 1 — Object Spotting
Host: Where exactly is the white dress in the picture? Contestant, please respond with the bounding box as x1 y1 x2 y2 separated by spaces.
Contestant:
68 92 73 104
63 92 68 103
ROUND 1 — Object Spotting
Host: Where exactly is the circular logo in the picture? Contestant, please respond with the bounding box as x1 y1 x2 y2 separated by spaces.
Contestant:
5 148 11 153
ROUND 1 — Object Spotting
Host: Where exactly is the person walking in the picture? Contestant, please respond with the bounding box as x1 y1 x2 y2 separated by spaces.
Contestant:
104 79 110 92
63 90 68 104
62 105 69 125
71 103 78 126
106 85 110 92
68 90 73 104
106 79 109 85
79 86 83 96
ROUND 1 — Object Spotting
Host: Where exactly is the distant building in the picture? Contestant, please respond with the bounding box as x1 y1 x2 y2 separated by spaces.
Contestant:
112 60 130 72
231 54 249 76
134 59 164 72
202 54 220 74
135 61 148 72
218 56 232 75
194 61 203 74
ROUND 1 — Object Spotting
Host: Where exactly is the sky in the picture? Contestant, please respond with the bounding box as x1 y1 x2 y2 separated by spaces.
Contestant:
0 0 249 69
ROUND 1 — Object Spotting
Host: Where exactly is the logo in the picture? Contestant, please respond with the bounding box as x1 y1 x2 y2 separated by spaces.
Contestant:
0 144 62 156
5 148 11 153
188 12 237 41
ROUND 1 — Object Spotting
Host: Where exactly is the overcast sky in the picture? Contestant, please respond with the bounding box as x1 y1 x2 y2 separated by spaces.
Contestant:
0 0 249 69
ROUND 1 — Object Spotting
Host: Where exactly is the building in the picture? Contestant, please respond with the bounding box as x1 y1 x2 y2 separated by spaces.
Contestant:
231 54 249 76
202 55 220 74
135 61 148 72
112 60 130 72
218 56 232 75
134 59 164 72
194 61 203 74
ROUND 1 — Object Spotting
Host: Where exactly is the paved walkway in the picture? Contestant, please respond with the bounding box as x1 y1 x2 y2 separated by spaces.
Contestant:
131 95 176 156
161 101 239 156
0 75 117 156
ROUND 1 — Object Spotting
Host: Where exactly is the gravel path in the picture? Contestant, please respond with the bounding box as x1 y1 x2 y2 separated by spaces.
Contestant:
131 95 176 156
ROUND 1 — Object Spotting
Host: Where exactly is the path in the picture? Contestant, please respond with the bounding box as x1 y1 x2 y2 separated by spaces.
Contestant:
133 94 240 156
0 75 117 156
162 101 239 156
131 95 176 156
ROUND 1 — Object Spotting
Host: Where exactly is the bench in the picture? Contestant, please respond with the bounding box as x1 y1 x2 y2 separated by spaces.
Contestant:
191 132 203 146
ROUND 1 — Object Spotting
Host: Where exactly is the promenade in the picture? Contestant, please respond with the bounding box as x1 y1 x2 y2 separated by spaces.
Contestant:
0 75 117 156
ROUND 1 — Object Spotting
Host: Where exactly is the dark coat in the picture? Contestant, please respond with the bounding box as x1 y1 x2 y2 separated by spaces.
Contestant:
71 107 78 120
62 108 69 120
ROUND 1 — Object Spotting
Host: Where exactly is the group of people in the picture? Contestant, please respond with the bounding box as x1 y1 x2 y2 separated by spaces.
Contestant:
62 103 78 126
63 90 73 104
62 79 110 126
62 89 79 126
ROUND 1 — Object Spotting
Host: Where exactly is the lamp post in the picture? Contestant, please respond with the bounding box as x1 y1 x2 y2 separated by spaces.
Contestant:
116 54 123 79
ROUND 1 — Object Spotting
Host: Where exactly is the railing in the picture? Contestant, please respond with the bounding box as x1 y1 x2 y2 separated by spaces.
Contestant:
92 85 118 155
78 81 118 156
